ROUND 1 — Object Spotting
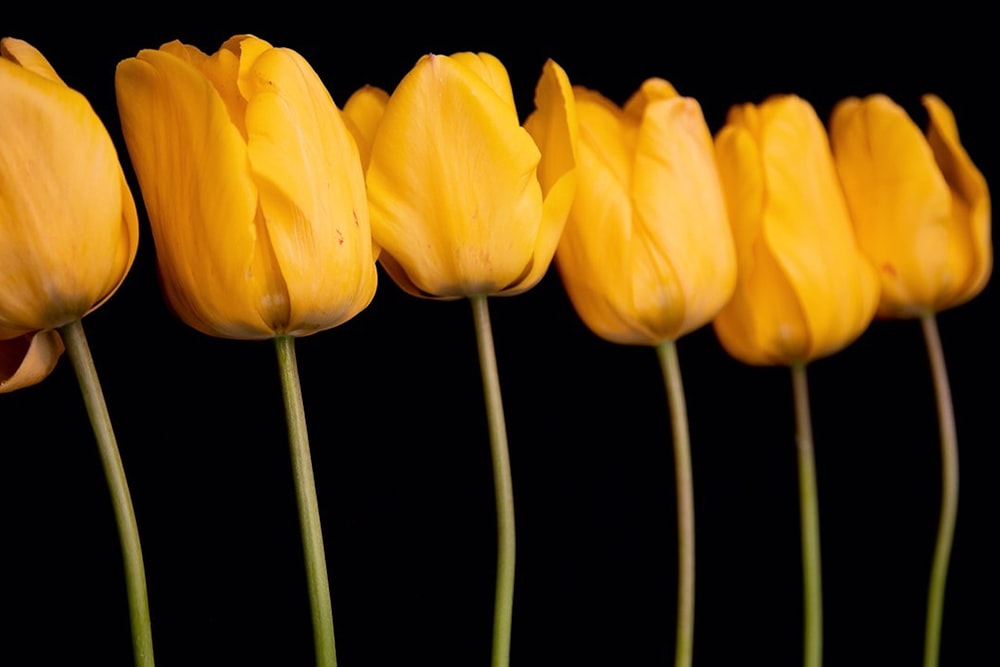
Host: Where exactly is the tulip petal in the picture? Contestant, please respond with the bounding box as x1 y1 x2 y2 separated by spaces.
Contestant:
0 329 64 393
923 94 992 309
240 42 377 335
516 59 578 294
0 52 137 331
366 53 543 297
343 85 390 172
116 47 282 338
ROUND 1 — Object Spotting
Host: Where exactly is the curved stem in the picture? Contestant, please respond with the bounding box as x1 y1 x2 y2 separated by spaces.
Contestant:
469 295 515 667
274 335 337 667
791 363 822 667
919 314 958 667
59 318 154 667
655 340 694 667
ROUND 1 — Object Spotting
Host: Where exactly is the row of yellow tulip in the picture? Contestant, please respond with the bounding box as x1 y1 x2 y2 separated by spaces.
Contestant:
1 35 989 390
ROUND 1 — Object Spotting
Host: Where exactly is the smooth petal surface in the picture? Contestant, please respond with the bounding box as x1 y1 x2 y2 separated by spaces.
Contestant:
241 42 377 335
831 94 991 316
714 95 879 365
516 58 578 294
0 39 138 331
366 53 543 298
0 329 63 393
343 85 390 171
553 80 734 345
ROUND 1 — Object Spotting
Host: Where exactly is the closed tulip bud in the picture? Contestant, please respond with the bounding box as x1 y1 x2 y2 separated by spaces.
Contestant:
0 37 139 334
713 95 880 366
549 78 736 345
115 35 377 339
830 94 991 317
358 52 577 299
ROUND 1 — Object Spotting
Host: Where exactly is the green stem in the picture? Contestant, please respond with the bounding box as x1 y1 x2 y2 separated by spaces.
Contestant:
920 314 958 667
655 340 694 667
58 318 154 667
274 335 337 667
791 362 821 667
469 295 515 667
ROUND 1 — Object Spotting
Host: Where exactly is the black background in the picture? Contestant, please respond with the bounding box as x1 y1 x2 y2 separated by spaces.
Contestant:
3 9 997 667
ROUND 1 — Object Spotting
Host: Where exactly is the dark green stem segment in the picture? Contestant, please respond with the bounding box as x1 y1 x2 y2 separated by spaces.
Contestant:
274 335 337 667
919 314 958 667
469 295 515 667
655 340 695 667
790 362 821 667
59 318 154 667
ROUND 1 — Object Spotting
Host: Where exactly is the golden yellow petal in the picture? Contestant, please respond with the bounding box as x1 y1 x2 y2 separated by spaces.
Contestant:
622 77 679 121
0 329 64 393
343 85 390 172
630 95 735 339
0 54 137 331
923 94 992 310
0 37 65 84
366 53 542 297
757 96 879 360
116 48 278 338
514 58 578 294
242 43 377 335
830 94 953 316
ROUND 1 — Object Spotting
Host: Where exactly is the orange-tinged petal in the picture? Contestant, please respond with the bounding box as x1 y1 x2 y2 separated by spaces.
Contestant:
714 96 879 365
366 53 543 297
0 41 138 331
515 58 578 294
0 329 63 393
923 94 992 309
241 42 377 335
115 47 279 338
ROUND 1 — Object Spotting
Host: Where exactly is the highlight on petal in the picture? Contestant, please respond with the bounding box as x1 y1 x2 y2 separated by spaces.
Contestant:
366 53 543 297
0 45 138 331
0 329 64 393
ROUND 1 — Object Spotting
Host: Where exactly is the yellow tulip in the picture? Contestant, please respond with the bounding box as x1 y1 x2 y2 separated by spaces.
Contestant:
829 94 991 317
713 94 880 366
358 52 577 299
115 35 377 339
550 78 736 345
0 37 139 334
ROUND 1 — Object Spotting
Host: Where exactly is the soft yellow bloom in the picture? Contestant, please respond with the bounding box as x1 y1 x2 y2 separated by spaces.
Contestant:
0 37 138 334
547 78 736 345
0 329 63 393
713 95 880 366
115 35 377 339
355 52 577 299
830 94 991 317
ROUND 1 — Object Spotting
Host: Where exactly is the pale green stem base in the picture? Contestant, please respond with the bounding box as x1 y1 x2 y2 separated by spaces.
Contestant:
791 363 821 667
469 295 515 667
274 335 337 667
919 314 958 667
655 340 694 667
59 319 154 667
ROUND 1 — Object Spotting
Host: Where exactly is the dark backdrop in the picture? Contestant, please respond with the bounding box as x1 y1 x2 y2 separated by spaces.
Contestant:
4 9 997 666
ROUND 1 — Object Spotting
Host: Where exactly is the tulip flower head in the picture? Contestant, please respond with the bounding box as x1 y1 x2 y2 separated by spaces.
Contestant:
357 52 577 299
550 78 736 345
713 94 880 366
1 37 138 389
115 35 377 340
830 93 991 318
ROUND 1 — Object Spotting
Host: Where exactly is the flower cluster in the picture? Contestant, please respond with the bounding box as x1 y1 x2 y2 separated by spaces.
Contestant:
1 33 990 667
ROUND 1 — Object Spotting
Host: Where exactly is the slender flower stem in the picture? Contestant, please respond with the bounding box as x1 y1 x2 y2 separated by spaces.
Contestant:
469 295 516 667
274 335 337 667
655 340 694 667
58 318 154 667
790 362 822 667
919 314 958 667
